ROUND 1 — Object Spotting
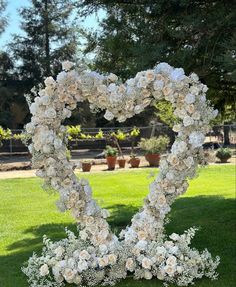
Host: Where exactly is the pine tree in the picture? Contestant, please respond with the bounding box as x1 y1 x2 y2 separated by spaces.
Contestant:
0 0 7 35
10 0 79 84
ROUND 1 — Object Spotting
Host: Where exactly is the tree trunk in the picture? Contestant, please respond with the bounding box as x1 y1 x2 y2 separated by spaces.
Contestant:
223 123 230 146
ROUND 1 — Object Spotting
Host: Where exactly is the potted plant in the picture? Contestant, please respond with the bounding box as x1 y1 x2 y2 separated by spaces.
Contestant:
138 136 169 167
104 145 118 170
216 147 232 163
129 153 141 168
81 160 92 172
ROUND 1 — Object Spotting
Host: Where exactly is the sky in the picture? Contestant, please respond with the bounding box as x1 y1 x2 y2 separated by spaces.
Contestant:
0 0 105 50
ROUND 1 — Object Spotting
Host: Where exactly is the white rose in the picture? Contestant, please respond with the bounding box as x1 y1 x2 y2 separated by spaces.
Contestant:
164 264 176 276
63 268 76 283
169 233 179 241
155 62 173 74
108 254 117 265
45 107 56 119
189 131 205 148
74 275 82 284
79 250 90 260
44 76 55 86
156 246 166 255
144 270 153 280
77 259 88 272
62 61 74 71
137 230 147 240
184 156 194 168
153 80 164 90
137 76 147 88
166 255 177 266
142 257 152 269
126 258 135 271
185 93 195 104
135 240 148 251
98 256 109 267
145 70 155 82
39 264 49 276
126 78 135 87
99 244 108 254
104 110 114 121
170 68 185 82
54 138 62 149
54 246 65 258
171 141 187 155
183 115 194 127
107 73 118 82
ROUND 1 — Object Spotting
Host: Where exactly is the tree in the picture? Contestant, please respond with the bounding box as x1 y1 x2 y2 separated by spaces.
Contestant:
79 0 236 123
10 0 80 84
0 0 7 35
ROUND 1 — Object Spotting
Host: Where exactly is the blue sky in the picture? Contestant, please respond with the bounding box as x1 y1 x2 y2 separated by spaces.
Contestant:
0 0 104 50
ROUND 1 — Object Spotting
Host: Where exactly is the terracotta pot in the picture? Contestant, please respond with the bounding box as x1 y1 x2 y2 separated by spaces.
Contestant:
145 153 160 167
129 157 140 168
118 158 126 168
106 156 117 170
82 162 92 172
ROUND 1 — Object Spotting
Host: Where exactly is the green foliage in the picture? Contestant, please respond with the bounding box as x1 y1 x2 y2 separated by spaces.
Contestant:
216 148 232 160
67 125 81 140
0 126 11 146
0 0 7 35
95 129 104 139
155 100 177 127
130 127 140 137
81 0 236 121
104 145 118 157
10 0 80 84
138 136 169 154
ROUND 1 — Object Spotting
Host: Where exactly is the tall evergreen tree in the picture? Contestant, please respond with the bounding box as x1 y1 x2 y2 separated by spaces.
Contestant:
0 0 7 35
79 0 236 123
10 0 79 84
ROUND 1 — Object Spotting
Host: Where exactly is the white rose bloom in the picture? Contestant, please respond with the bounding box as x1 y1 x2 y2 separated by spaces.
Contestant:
108 254 117 265
145 70 155 82
99 244 108 254
62 61 74 71
77 260 88 272
153 80 164 90
169 233 180 241
135 240 148 251
177 265 183 274
107 73 118 82
184 156 194 168
54 246 65 258
192 111 201 120
98 256 109 267
156 246 166 255
170 68 185 82
142 257 152 269
169 246 179 254
189 131 205 148
79 250 90 260
25 123 35 134
155 62 173 75
54 138 62 149
172 124 181 133
57 71 67 83
183 115 194 126
185 93 195 104
104 110 114 121
190 73 199 82
144 270 153 280
137 76 148 88
134 105 143 114
126 78 135 87
164 264 176 276
45 108 57 119
39 264 49 276
63 268 76 283
166 255 177 266
29 103 37 115
74 275 82 284
41 95 50 105
126 258 135 271
44 76 55 86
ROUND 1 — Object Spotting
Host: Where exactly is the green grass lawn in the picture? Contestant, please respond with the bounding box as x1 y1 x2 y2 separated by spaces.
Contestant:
0 165 235 287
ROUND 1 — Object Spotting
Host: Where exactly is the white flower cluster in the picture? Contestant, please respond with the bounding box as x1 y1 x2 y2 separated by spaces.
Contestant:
23 61 219 286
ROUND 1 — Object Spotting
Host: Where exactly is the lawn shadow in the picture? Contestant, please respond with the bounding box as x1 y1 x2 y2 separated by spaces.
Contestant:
0 195 235 287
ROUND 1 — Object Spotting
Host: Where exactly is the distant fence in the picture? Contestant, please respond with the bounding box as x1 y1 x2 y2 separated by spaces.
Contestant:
0 124 235 155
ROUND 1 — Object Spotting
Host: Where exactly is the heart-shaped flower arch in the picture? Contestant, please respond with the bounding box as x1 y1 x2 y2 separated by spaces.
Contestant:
23 62 220 287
